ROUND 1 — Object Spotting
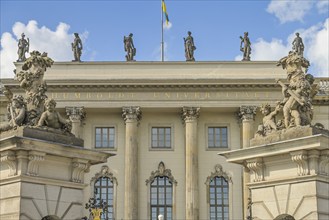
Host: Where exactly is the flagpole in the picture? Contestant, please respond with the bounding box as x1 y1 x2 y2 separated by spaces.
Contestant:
161 0 164 62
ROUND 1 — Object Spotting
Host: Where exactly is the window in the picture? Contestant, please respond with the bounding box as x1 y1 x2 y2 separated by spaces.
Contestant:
151 127 171 148
150 176 173 220
208 127 228 148
146 162 177 220
95 127 115 148
91 166 117 220
94 177 114 220
209 177 229 220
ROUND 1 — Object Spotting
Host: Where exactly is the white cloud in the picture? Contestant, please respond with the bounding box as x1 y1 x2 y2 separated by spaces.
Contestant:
163 21 172 30
152 41 169 61
235 18 329 77
317 1 329 14
267 0 314 23
1 20 89 78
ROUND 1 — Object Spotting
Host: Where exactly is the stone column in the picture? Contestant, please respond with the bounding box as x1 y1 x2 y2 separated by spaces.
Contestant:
122 106 142 220
238 106 257 219
66 106 86 138
181 107 200 220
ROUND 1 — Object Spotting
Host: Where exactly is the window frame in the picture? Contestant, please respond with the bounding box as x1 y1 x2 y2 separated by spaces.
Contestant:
149 124 174 151
93 125 117 150
205 124 230 150
90 166 118 220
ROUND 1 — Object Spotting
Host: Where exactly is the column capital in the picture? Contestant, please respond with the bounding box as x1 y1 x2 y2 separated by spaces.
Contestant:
122 106 142 123
66 106 86 121
181 107 200 123
238 106 257 121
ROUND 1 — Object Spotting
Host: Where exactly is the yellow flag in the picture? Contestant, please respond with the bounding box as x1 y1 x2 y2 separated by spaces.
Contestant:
162 0 169 25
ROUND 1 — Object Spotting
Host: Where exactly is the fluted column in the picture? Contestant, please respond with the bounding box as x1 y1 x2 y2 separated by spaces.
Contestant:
238 106 257 220
181 107 200 220
122 106 142 220
66 106 86 138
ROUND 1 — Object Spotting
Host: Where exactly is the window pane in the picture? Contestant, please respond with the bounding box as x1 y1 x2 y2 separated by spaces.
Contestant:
150 176 173 219
151 127 171 148
94 177 114 220
95 127 115 148
208 127 228 148
209 176 229 220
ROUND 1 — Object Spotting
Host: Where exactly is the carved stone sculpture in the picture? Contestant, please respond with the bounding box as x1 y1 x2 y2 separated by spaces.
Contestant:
251 49 328 144
124 33 136 61
72 33 83 62
15 51 53 125
37 98 72 133
17 33 29 62
292 33 304 57
0 95 26 132
240 32 251 61
184 31 196 61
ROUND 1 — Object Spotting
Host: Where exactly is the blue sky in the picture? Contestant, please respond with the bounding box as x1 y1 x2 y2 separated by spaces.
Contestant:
1 0 328 77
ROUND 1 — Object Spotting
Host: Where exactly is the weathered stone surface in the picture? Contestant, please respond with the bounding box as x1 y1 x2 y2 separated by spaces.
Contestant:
0 126 83 147
250 125 329 146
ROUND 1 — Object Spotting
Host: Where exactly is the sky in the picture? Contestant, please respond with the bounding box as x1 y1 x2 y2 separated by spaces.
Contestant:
0 0 328 78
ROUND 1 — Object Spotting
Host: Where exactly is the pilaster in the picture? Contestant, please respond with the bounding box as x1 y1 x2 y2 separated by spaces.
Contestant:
122 106 142 220
66 106 86 138
181 106 200 220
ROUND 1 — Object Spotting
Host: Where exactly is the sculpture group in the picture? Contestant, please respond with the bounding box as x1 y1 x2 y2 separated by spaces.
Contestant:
17 31 278 62
0 51 71 134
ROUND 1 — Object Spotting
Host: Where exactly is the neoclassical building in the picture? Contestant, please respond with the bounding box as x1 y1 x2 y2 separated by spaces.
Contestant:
1 61 328 220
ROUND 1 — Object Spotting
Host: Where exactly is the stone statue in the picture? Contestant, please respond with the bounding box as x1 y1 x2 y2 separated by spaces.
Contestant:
37 98 72 132
0 95 26 132
256 103 282 137
124 33 136 61
277 51 314 128
72 33 83 62
15 51 54 126
292 33 304 57
158 214 164 220
184 31 196 61
240 32 251 61
17 33 29 62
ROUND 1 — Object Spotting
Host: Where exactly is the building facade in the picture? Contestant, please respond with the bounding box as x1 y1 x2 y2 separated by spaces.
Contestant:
1 61 328 219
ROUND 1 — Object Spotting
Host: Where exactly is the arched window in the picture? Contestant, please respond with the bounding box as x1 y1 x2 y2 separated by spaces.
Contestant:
146 162 177 220
91 165 117 220
205 164 232 220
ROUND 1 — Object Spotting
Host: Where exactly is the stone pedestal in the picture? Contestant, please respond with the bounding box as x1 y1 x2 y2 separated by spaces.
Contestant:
0 127 113 220
220 134 329 220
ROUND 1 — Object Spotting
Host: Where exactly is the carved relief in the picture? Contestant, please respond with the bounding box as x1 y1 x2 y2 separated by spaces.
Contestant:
290 151 309 176
181 107 200 124
90 165 118 185
319 150 329 176
27 151 46 176
66 106 86 122
205 164 232 185
246 158 264 182
122 106 142 124
146 161 177 185
71 158 90 183
0 150 17 176
238 106 257 121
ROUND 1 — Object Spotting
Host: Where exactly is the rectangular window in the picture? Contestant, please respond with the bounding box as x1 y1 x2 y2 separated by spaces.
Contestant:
209 177 229 220
208 127 228 148
95 127 115 148
151 127 171 148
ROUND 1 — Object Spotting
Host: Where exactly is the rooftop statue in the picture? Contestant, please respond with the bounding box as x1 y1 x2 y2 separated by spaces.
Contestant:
72 33 83 62
292 32 304 57
124 33 136 61
17 33 30 62
240 32 251 61
184 31 196 61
